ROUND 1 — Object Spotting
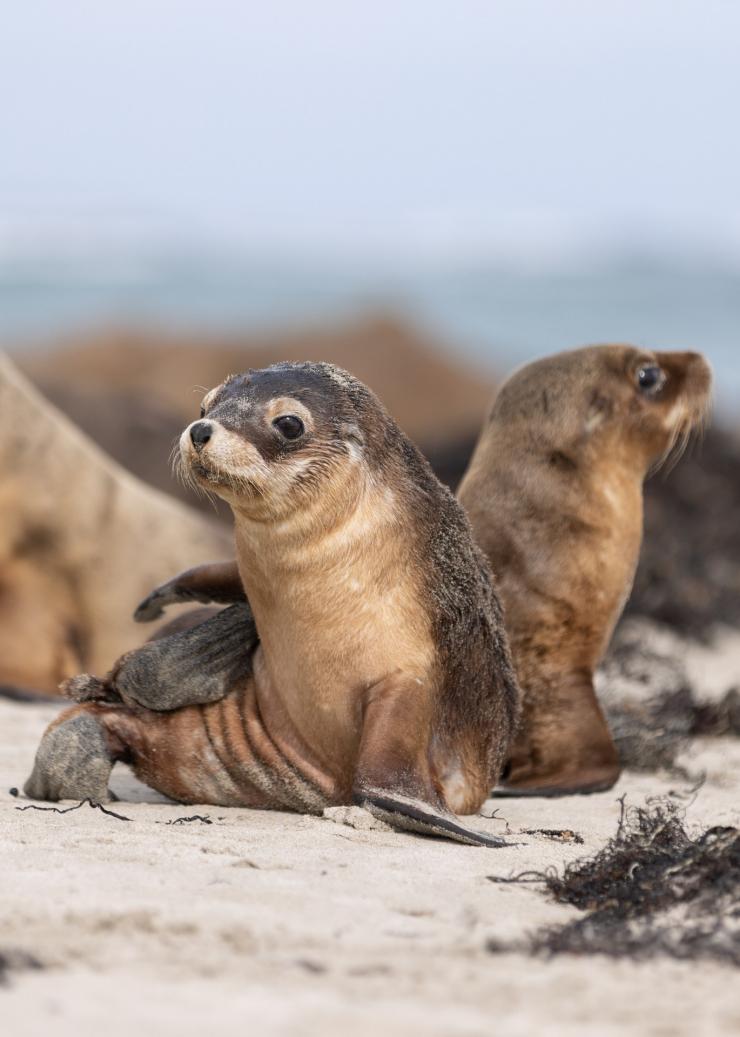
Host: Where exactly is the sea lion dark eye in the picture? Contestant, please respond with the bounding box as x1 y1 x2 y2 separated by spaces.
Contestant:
273 414 304 441
199 406 206 419
637 365 665 394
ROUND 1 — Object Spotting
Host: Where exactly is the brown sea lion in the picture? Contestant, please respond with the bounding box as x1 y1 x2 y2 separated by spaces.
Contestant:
457 345 712 795
24 362 520 845
0 352 230 698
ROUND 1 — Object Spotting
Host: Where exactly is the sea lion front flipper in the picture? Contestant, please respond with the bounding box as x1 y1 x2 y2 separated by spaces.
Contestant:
353 675 508 848
134 561 245 622
62 603 257 712
497 671 621 796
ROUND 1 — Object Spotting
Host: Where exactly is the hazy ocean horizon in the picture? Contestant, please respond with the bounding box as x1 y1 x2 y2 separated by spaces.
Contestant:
2 248 737 415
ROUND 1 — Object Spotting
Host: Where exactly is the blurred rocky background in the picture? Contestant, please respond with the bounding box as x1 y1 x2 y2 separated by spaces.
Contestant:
12 314 740 643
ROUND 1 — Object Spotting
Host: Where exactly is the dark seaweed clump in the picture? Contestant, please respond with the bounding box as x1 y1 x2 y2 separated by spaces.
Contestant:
606 684 740 774
488 797 740 965
597 620 740 774
600 627 696 773
605 688 696 774
0 949 43 986
601 676 737 775
628 427 740 638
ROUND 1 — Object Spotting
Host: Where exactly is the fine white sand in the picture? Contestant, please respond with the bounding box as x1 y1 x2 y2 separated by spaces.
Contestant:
2 674 739 1037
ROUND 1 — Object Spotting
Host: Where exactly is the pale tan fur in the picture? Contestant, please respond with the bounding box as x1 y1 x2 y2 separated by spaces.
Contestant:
0 353 230 693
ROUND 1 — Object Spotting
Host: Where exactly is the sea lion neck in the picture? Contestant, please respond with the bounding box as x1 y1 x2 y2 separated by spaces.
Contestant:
231 459 398 614
489 411 655 494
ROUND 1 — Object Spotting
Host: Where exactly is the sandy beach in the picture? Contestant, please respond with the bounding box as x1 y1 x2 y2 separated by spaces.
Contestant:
1 340 737 1035
2 668 738 1037
4 5 740 1033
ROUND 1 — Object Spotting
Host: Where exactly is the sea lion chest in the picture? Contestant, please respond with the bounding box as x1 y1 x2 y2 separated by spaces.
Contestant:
236 520 436 765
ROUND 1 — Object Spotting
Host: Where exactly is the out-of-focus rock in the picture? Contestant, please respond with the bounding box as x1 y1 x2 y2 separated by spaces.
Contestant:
16 314 495 507
15 324 740 639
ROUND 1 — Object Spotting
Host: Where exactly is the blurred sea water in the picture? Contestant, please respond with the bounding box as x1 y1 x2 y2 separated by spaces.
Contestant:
1 251 737 414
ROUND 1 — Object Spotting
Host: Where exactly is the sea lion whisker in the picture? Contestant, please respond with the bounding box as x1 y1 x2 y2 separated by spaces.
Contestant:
660 422 695 476
168 439 181 475
651 418 686 476
174 455 220 509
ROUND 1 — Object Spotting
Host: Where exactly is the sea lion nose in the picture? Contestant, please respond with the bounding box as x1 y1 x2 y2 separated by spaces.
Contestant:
189 421 213 451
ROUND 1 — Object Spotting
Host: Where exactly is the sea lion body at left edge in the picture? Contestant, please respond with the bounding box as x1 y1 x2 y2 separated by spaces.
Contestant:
25 362 520 846
0 352 231 698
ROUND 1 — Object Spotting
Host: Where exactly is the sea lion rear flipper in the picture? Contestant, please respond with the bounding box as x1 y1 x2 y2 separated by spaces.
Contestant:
24 708 120 802
353 675 508 847
62 603 257 712
359 790 508 847
134 561 245 622
497 671 620 797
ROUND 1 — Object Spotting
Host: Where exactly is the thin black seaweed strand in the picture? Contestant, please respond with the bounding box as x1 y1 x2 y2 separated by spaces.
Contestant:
158 815 214 825
486 793 740 966
15 801 223 827
15 798 132 821
487 870 557 885
520 828 585 844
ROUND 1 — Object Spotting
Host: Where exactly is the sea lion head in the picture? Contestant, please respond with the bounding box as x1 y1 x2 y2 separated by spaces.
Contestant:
179 362 376 515
492 345 712 474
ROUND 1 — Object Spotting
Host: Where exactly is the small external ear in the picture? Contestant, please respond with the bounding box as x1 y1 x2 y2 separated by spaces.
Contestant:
338 422 365 447
584 389 614 434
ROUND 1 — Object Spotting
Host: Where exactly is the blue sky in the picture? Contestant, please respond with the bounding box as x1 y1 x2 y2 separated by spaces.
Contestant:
1 1 739 260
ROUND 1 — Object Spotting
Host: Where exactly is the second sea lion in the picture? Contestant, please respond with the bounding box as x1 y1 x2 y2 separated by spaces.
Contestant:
24 362 520 845
458 345 712 795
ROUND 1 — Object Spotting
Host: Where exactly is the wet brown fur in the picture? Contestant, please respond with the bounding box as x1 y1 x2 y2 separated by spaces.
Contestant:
457 345 712 795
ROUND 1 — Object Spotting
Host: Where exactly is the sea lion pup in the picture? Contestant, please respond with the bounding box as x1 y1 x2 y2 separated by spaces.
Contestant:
0 352 230 698
25 362 520 846
457 345 712 796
